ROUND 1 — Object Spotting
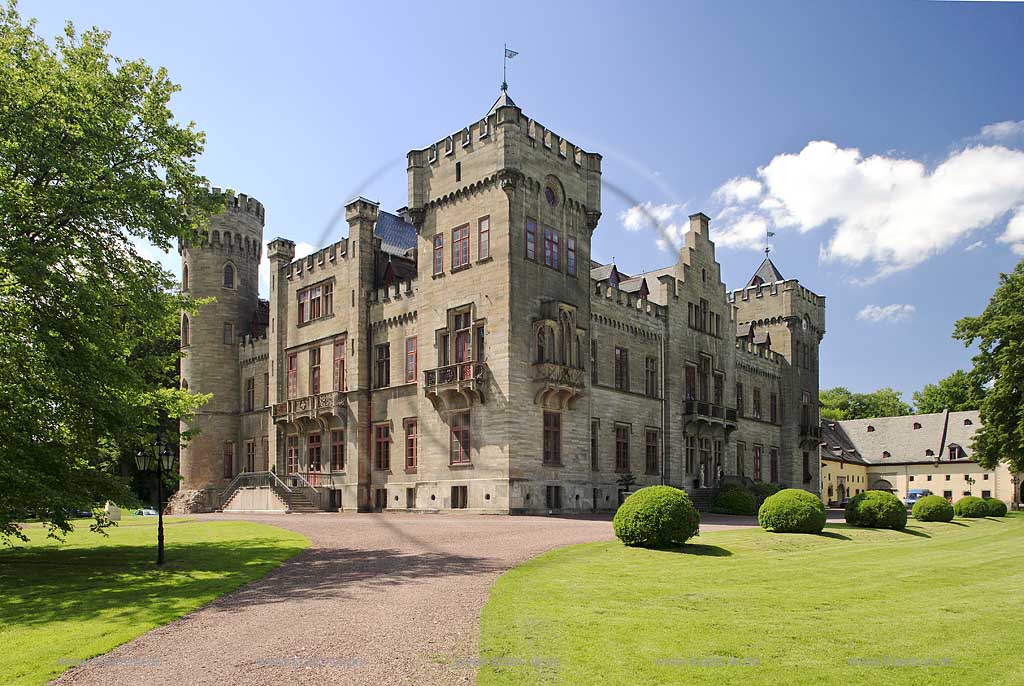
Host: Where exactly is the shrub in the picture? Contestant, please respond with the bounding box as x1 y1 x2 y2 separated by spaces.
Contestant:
758 489 827 534
844 490 907 530
984 498 1008 517
613 486 700 549
711 483 757 516
751 481 782 501
954 496 989 518
911 495 954 522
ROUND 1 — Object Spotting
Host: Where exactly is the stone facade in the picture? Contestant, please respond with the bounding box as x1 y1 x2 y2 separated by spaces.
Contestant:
175 92 826 513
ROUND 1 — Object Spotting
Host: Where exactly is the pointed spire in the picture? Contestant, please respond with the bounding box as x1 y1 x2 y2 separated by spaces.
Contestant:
747 257 784 288
487 89 518 116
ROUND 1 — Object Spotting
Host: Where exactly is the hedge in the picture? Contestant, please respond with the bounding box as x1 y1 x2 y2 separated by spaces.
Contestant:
984 498 1008 517
613 485 700 549
911 495 954 522
758 488 827 534
954 496 989 518
711 483 758 516
844 490 907 530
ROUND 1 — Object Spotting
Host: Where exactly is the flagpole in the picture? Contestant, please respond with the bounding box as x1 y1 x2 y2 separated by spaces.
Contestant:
502 43 507 92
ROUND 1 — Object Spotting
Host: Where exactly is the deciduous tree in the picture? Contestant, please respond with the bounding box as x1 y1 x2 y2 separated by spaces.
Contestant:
912 369 987 414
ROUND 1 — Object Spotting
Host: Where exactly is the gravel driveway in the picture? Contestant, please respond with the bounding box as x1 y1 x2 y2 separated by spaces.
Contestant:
55 512 756 686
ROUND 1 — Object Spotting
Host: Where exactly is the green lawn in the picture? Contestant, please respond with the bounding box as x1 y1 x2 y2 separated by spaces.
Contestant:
479 514 1024 686
0 517 308 685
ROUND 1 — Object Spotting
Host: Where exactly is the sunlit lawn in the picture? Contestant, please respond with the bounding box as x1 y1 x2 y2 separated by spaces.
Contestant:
479 513 1024 686
0 517 308 685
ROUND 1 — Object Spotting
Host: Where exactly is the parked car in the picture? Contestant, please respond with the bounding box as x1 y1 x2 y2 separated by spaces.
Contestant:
905 489 932 507
134 508 159 516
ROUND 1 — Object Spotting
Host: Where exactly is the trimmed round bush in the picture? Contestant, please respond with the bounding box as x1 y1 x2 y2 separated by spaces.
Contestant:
844 490 907 530
954 496 989 518
911 495 954 522
984 498 1008 517
613 486 700 549
758 488 827 534
711 483 758 516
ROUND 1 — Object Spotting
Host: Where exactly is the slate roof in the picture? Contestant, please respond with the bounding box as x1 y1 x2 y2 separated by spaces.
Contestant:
833 410 980 465
590 262 621 285
375 210 417 257
747 257 785 287
488 90 518 115
819 421 869 465
618 276 649 296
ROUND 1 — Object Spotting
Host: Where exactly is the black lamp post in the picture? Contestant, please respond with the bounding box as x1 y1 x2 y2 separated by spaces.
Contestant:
136 439 175 565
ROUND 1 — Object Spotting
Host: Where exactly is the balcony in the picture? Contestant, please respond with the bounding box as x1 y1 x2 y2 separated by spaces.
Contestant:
273 391 347 425
532 362 586 409
424 360 487 409
683 399 738 429
800 424 821 440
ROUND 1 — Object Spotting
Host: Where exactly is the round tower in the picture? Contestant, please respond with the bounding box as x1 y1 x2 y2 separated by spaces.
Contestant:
177 190 264 510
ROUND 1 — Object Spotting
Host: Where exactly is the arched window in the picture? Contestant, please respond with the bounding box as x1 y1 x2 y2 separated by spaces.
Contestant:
536 329 546 363
182 264 189 291
223 263 235 288
181 378 189 391
181 314 190 347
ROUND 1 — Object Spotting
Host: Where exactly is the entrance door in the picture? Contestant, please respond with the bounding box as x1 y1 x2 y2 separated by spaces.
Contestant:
406 487 416 509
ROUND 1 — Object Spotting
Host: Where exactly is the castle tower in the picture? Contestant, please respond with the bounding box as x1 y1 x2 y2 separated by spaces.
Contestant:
178 190 265 508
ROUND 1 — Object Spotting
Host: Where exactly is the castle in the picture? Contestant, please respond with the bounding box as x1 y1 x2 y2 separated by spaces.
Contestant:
170 91 826 514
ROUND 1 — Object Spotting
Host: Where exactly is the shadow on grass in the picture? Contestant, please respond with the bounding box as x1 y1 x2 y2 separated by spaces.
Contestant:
659 543 733 557
817 531 852 541
898 527 931 538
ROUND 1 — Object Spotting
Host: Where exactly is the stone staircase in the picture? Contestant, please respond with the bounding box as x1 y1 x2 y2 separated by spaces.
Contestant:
689 488 713 512
286 489 321 513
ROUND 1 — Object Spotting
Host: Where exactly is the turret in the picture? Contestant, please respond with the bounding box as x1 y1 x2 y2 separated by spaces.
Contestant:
178 190 265 507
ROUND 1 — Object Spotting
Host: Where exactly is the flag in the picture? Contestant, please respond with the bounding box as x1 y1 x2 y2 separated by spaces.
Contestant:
767 231 776 237
505 48 519 59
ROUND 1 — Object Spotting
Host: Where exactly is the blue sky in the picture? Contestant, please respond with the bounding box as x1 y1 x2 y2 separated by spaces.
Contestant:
20 0 1024 398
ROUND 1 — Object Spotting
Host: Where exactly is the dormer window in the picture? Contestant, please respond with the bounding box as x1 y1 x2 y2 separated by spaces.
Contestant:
925 449 935 457
882 451 891 459
948 444 962 460
964 418 973 426
913 422 922 430
866 425 875 432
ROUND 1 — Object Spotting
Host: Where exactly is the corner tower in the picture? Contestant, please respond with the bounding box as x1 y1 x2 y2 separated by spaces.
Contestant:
178 190 264 509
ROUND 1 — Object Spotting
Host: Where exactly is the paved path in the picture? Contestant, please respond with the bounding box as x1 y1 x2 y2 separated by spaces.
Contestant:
57 512 757 686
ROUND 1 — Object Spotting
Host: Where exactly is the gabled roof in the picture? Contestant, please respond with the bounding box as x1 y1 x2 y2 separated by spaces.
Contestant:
375 211 417 257
590 262 620 286
487 90 518 115
747 257 785 287
618 276 649 298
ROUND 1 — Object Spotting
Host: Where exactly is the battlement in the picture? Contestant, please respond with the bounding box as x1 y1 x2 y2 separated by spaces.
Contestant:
735 337 785 366
282 238 350 279
728 278 824 308
212 188 265 225
592 281 667 321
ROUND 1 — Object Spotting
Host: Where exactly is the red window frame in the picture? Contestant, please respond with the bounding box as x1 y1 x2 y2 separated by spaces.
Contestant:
309 347 321 395
615 426 630 472
404 418 418 470
307 432 322 471
450 411 471 464
333 338 346 391
478 216 490 260
525 219 537 260
567 236 576 276
322 282 333 315
223 442 234 479
433 234 444 275
543 412 561 465
330 430 345 471
286 435 299 474
374 424 391 471
543 226 560 269
405 336 417 383
287 353 297 399
452 224 470 269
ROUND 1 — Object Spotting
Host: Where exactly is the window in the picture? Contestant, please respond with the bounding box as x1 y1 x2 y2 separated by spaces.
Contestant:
945 474 951 481
645 429 659 475
590 339 598 384
753 445 763 481
455 162 461 181
913 422 922 430
927 475 933 482
983 473 989 480
713 373 724 407
545 485 562 510
735 384 745 415
307 433 322 471
181 314 190 347
737 442 746 477
685 365 696 401
700 299 709 332
374 424 391 470
450 412 471 464
375 343 390 388
685 435 696 474
333 338 346 391
330 430 345 471
223 263 235 288
433 234 444 275
525 219 537 260
454 312 472 364
245 377 255 412
478 216 490 260
223 442 234 479
542 226 560 269
770 392 778 424
713 440 723 475
567 236 577 276
543 412 562 465
645 356 658 397
614 347 629 391
263 372 269 406
182 264 189 290
286 353 297 399
752 388 762 419
615 425 630 473
245 441 255 472
803 452 811 483
297 283 333 324
323 283 333 315
452 224 470 269
223 322 234 345
286 435 299 474
590 419 600 471
451 485 468 509
474 324 485 362
405 337 418 383
943 490 952 499
698 356 710 401
982 490 991 499
949 445 961 460
404 418 418 470
909 475 915 482
309 347 321 394
545 187 557 206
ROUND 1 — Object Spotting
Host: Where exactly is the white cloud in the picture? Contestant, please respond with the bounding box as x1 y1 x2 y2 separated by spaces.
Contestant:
965 240 985 251
714 176 763 204
978 120 1024 143
259 241 316 297
856 303 916 323
710 134 1024 279
619 201 689 253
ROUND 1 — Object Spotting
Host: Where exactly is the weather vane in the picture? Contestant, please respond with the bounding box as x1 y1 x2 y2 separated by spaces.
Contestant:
765 228 775 258
502 44 518 92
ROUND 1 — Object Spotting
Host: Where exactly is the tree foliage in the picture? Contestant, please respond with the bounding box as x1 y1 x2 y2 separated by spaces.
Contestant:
819 386 913 421
953 259 1024 472
0 5 217 541
912 369 987 414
